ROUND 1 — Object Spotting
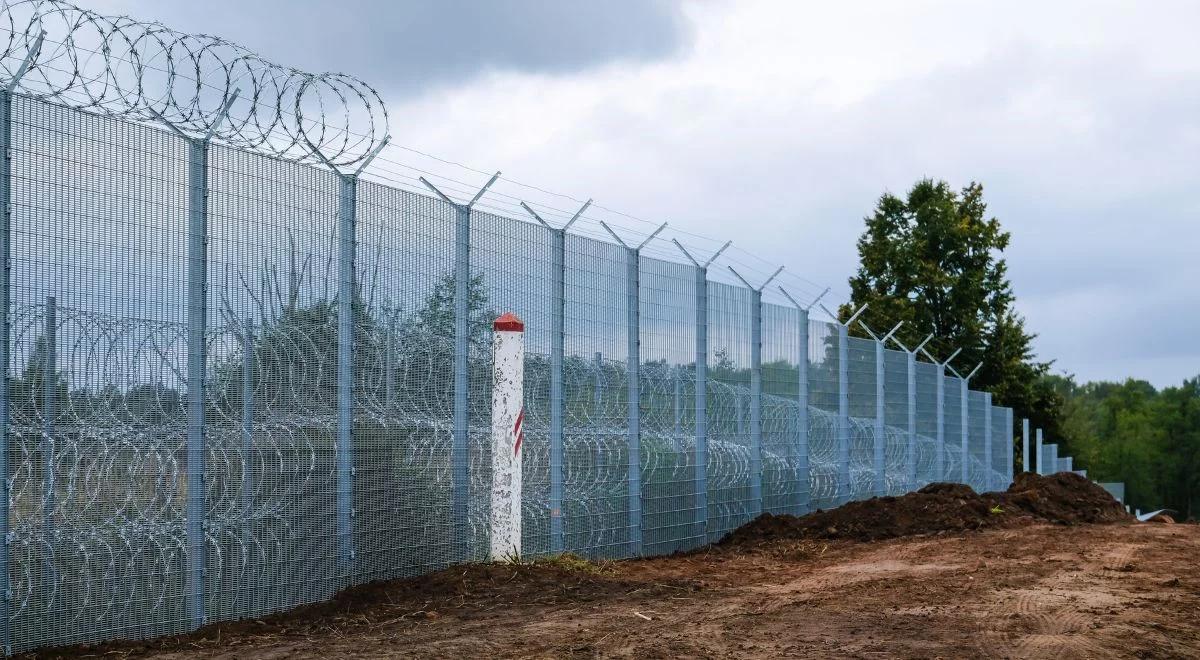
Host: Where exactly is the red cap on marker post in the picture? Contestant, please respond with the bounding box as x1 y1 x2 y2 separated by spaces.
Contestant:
493 312 524 332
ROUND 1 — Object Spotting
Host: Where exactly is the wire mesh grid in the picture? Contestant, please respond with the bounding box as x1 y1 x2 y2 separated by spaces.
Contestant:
990 406 1012 492
761 303 804 516
942 376 963 483
967 390 988 493
806 320 840 510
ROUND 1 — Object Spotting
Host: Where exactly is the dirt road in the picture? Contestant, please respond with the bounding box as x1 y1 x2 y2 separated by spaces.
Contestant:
34 521 1200 659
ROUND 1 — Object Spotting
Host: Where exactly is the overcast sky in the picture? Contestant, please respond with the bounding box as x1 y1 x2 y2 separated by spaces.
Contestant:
95 0 1200 387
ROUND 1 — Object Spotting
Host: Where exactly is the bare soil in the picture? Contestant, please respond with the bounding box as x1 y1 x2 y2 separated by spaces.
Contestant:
28 477 1200 659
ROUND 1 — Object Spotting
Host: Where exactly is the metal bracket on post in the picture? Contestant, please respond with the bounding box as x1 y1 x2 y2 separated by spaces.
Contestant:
728 265 783 517
779 286 827 515
521 198 591 555
674 239 730 543
420 171 500 561
600 219 666 556
5 30 45 95
1 31 45 654
818 303 868 505
860 320 902 497
919 344 960 483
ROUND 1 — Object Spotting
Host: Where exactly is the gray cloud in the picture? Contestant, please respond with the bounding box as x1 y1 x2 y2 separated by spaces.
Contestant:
100 0 692 96
81 1 1200 388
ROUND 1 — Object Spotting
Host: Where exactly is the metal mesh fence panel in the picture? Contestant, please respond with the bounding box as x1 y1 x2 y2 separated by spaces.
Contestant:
991 406 1011 490
807 320 839 509
965 390 985 492
845 336 876 501
562 233 629 558
353 180 460 579
638 255 699 555
943 376 963 483
8 96 191 650
704 281 752 541
914 361 939 487
207 142 344 625
761 302 803 515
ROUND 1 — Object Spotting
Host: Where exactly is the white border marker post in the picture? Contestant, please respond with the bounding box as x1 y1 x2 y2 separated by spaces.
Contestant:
491 312 525 561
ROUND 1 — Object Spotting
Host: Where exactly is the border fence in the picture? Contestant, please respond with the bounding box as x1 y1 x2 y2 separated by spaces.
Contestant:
0 1 1092 654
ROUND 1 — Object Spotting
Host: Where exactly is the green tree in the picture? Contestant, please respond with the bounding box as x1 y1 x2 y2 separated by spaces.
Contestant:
840 179 1061 441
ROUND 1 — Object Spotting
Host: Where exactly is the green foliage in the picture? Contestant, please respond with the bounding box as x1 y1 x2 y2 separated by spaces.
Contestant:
1056 375 1200 518
840 178 1061 438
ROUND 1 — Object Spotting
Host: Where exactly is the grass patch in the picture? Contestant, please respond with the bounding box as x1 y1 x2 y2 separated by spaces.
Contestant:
535 553 615 575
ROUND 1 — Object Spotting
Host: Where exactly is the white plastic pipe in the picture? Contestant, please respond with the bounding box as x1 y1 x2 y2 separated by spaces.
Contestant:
490 312 525 561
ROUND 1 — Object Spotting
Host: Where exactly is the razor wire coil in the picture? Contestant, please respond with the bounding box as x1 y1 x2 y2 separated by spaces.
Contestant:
0 0 389 166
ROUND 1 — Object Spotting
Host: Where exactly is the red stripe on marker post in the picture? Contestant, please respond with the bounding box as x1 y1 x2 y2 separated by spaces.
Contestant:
513 408 525 455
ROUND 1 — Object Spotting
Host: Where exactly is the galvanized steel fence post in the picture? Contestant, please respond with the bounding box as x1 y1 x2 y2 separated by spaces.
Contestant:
956 363 981 487
185 134 210 629
522 200 592 554
335 174 356 567
795 307 810 512
602 221 666 556
694 270 708 537
837 324 851 503
149 55 235 636
983 393 992 491
935 364 945 481
825 305 862 504
906 350 916 488
728 265 783 516
1022 418 1030 473
676 241 730 539
421 171 497 561
859 321 901 497
890 334 931 490
146 96 232 630
821 303 867 504
959 379 969 484
153 91 240 629
920 346 960 484
1036 428 1044 475
779 286 825 516
874 339 885 496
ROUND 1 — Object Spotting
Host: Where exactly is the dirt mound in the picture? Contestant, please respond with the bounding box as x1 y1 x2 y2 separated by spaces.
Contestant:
1004 471 1129 524
721 472 1129 547
40 558 696 659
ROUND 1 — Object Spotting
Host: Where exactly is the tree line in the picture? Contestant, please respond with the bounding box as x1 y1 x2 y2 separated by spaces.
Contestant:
841 177 1198 515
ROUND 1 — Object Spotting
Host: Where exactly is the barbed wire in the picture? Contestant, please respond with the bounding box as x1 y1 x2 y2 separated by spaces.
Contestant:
0 0 389 166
